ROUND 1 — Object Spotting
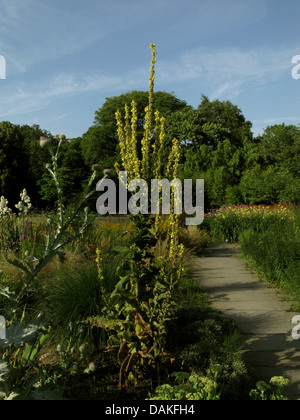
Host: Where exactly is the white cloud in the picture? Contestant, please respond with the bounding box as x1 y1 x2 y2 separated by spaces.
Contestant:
1 37 299 126
0 0 111 74
156 45 297 100
253 116 300 125
0 69 146 118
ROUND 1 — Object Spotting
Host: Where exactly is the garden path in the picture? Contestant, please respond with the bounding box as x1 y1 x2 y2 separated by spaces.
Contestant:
191 242 300 400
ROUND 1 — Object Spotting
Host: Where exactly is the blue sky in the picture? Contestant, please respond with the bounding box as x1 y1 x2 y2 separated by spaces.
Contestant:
0 0 299 139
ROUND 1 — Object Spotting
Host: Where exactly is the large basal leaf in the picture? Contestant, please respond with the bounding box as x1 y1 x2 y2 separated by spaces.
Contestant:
0 361 9 379
0 313 48 350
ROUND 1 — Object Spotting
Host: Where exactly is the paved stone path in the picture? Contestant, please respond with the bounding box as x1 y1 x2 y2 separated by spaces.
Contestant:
191 242 300 400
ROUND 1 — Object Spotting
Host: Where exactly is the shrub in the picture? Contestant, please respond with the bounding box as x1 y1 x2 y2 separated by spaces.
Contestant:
179 227 210 255
239 208 300 308
44 259 119 324
249 377 290 400
149 371 220 400
203 204 296 242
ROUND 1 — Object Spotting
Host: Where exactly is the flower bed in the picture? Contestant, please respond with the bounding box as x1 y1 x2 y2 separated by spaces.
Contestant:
203 203 297 242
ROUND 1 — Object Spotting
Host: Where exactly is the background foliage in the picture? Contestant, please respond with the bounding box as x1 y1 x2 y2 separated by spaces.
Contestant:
0 92 299 211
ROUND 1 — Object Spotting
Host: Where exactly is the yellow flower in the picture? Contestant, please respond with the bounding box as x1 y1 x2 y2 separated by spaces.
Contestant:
96 248 105 290
113 43 183 276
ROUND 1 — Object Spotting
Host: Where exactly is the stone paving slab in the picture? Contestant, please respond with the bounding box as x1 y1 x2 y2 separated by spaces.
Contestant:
242 333 297 351
191 242 300 400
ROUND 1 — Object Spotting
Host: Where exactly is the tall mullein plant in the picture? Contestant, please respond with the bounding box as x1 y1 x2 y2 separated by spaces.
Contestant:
92 44 185 387
115 43 184 285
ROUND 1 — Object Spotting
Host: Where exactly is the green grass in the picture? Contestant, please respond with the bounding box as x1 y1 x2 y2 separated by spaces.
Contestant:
43 257 120 325
202 205 300 311
239 208 300 310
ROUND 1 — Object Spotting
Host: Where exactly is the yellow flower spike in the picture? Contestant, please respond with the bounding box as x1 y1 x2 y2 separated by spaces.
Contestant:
96 248 104 284
114 161 120 175
141 106 152 181
114 43 183 283
140 44 157 182
130 100 140 178
171 137 181 180
149 43 157 104
152 114 166 182
124 104 132 173
116 109 126 170
152 111 161 176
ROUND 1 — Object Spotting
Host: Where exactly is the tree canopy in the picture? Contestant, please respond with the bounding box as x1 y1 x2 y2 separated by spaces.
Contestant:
166 95 253 150
0 92 299 210
81 90 189 169
0 121 26 205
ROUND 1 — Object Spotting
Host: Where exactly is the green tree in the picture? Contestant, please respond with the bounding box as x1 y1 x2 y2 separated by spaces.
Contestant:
166 108 228 149
256 124 300 175
197 95 253 149
61 137 90 188
81 90 189 168
37 137 90 205
181 136 246 208
239 166 300 205
239 124 300 205
167 95 253 150
20 124 54 207
80 125 118 171
0 121 27 206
